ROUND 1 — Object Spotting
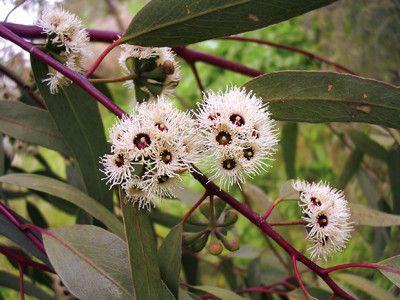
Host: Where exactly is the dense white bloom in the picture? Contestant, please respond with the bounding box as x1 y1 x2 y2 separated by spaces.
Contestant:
292 179 354 261
101 95 200 209
36 6 92 93
0 76 21 101
118 45 180 101
196 86 279 189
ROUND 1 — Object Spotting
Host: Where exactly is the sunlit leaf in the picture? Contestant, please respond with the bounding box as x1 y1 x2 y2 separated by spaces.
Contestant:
0 174 124 239
350 203 400 227
42 225 134 300
243 71 400 129
26 201 48 228
123 0 337 46
0 101 71 156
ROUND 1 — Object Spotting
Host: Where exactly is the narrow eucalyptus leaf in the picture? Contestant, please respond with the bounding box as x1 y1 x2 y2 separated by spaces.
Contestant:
388 146 400 213
347 129 388 161
336 148 363 190
377 255 400 288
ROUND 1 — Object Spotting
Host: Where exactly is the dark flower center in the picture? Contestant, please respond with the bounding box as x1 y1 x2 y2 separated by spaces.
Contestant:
321 236 329 246
243 147 254 160
115 154 125 167
317 214 328 228
208 113 220 121
158 175 169 183
252 129 260 139
161 150 172 164
230 114 245 126
216 131 232 146
223 158 236 170
133 133 151 150
311 196 322 206
155 123 168 132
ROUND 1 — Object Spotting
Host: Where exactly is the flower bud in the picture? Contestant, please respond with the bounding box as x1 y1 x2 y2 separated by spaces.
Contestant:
162 60 175 75
190 231 209 253
213 197 226 220
207 239 223 256
222 210 239 226
182 231 207 246
216 232 240 252
185 212 207 225
199 200 211 219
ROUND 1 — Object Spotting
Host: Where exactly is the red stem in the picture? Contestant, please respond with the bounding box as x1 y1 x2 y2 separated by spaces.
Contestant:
0 63 46 109
181 192 209 225
0 201 46 254
222 36 357 75
85 38 123 78
191 166 354 300
189 62 204 94
18 262 25 300
324 263 400 275
0 245 54 273
292 255 310 299
0 24 126 119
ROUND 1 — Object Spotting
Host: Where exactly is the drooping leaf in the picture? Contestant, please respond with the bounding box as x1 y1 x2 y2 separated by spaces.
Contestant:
332 273 398 300
181 252 199 286
122 0 337 47
357 168 379 208
0 174 124 239
388 145 400 213
121 201 164 300
0 208 51 266
0 270 53 300
42 225 134 300
31 56 113 212
191 285 244 300
336 148 363 190
377 255 400 288
347 129 388 161
219 259 237 290
0 101 71 156
281 122 298 179
179 289 202 300
247 257 262 300
243 71 400 129
350 203 400 227
158 224 183 299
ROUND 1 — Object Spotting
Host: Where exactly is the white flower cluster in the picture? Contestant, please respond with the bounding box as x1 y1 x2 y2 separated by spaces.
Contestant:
118 45 180 102
292 180 354 261
101 96 199 209
196 86 279 189
36 6 92 93
0 76 21 101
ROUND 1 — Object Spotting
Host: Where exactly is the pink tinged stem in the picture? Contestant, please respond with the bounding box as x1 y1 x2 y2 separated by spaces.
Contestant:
181 192 209 225
324 263 400 275
85 38 124 78
0 201 46 254
263 190 298 220
189 63 204 94
221 36 357 75
18 262 25 300
292 255 310 300
0 24 126 119
0 245 54 273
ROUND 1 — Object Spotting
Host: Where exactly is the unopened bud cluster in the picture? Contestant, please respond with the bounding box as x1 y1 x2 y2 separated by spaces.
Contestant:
292 180 354 261
119 45 180 102
36 6 92 93
183 198 240 255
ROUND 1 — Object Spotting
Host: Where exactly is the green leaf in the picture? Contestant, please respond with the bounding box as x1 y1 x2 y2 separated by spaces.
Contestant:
0 174 124 239
288 288 341 300
243 71 400 129
158 224 183 299
281 122 298 179
388 146 400 213
332 273 398 300
347 129 388 161
121 202 163 300
191 285 244 300
0 209 51 266
179 289 202 300
377 255 400 288
336 148 363 190
0 270 53 300
350 203 400 227
0 101 71 156
181 252 199 285
26 201 48 228
149 210 205 232
42 225 134 300
122 0 337 47
31 56 113 212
